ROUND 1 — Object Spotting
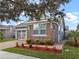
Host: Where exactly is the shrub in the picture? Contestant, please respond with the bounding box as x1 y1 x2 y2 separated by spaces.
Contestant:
26 39 33 48
26 39 32 44
44 39 53 45
21 43 25 48
39 41 44 45
16 42 19 47
35 39 40 45
29 44 32 48
0 32 3 40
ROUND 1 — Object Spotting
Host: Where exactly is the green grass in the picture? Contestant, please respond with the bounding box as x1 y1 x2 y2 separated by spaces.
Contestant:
3 44 79 59
0 38 15 42
61 45 79 59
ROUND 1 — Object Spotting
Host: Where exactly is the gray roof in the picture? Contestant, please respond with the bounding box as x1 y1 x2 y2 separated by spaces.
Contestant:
0 25 15 30
16 22 27 28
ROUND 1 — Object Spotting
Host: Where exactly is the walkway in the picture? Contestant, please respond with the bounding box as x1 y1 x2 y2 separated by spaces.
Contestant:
0 51 40 59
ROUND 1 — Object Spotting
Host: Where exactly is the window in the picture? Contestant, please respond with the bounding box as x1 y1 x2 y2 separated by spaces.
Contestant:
40 30 45 34
33 30 39 34
33 23 46 36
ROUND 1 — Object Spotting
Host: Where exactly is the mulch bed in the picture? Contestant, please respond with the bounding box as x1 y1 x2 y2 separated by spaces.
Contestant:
15 44 62 53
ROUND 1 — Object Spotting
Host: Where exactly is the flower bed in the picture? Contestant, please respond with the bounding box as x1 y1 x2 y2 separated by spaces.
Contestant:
15 43 62 53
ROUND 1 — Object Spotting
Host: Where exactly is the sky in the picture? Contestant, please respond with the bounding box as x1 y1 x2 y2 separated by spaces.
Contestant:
63 0 79 30
1 0 79 30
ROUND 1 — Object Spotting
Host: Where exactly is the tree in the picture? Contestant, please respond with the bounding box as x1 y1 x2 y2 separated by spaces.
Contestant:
0 0 71 43
0 0 71 22
77 24 79 31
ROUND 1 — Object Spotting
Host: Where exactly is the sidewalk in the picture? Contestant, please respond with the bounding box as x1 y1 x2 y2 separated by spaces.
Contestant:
0 51 40 59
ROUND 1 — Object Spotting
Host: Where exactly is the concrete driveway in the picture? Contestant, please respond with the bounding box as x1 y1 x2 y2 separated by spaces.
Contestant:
0 40 26 50
0 40 40 59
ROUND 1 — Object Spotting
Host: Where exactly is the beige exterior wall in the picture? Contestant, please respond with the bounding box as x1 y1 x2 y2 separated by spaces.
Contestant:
27 22 55 42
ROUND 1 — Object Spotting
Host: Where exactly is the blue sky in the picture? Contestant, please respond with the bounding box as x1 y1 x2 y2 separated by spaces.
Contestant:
64 0 79 30
1 0 79 30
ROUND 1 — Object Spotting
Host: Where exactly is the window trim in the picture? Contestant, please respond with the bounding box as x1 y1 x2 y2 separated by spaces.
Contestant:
33 23 47 36
33 34 47 36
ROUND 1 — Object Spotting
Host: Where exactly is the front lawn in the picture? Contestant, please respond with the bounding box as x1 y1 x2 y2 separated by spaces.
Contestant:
0 38 15 42
3 44 79 59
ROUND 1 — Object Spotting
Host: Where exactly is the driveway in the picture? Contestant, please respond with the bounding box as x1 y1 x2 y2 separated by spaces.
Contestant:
0 40 40 59
0 40 26 50
0 51 40 59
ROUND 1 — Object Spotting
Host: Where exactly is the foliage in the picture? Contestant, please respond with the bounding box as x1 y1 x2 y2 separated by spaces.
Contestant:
26 39 53 45
35 39 40 45
16 42 19 47
77 24 79 31
26 39 32 44
21 43 25 48
26 39 33 48
0 31 3 40
44 39 53 45
0 0 71 22
68 31 79 44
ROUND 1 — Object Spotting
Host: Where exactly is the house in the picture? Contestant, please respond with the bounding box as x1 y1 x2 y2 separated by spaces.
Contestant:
0 25 15 38
15 19 64 43
27 19 61 43
15 22 27 40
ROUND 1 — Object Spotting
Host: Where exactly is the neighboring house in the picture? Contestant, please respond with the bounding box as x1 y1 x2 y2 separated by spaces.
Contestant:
0 25 15 38
15 23 27 40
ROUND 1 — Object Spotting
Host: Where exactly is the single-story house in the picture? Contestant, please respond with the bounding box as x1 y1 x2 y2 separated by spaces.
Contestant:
15 19 65 43
27 19 59 43
15 23 27 40
0 25 15 38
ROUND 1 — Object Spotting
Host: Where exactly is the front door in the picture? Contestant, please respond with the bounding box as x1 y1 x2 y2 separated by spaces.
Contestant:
17 30 26 40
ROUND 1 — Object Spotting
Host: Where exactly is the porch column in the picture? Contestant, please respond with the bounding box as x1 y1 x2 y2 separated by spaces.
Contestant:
58 25 61 43
21 30 23 39
25 31 27 40
15 30 17 40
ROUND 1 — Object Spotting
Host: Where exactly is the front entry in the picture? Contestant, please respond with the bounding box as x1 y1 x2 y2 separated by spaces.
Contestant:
17 30 26 40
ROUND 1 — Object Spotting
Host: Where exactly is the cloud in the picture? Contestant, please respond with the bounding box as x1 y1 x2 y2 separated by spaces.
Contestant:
65 12 79 30
65 12 78 21
72 12 79 15
72 20 79 24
